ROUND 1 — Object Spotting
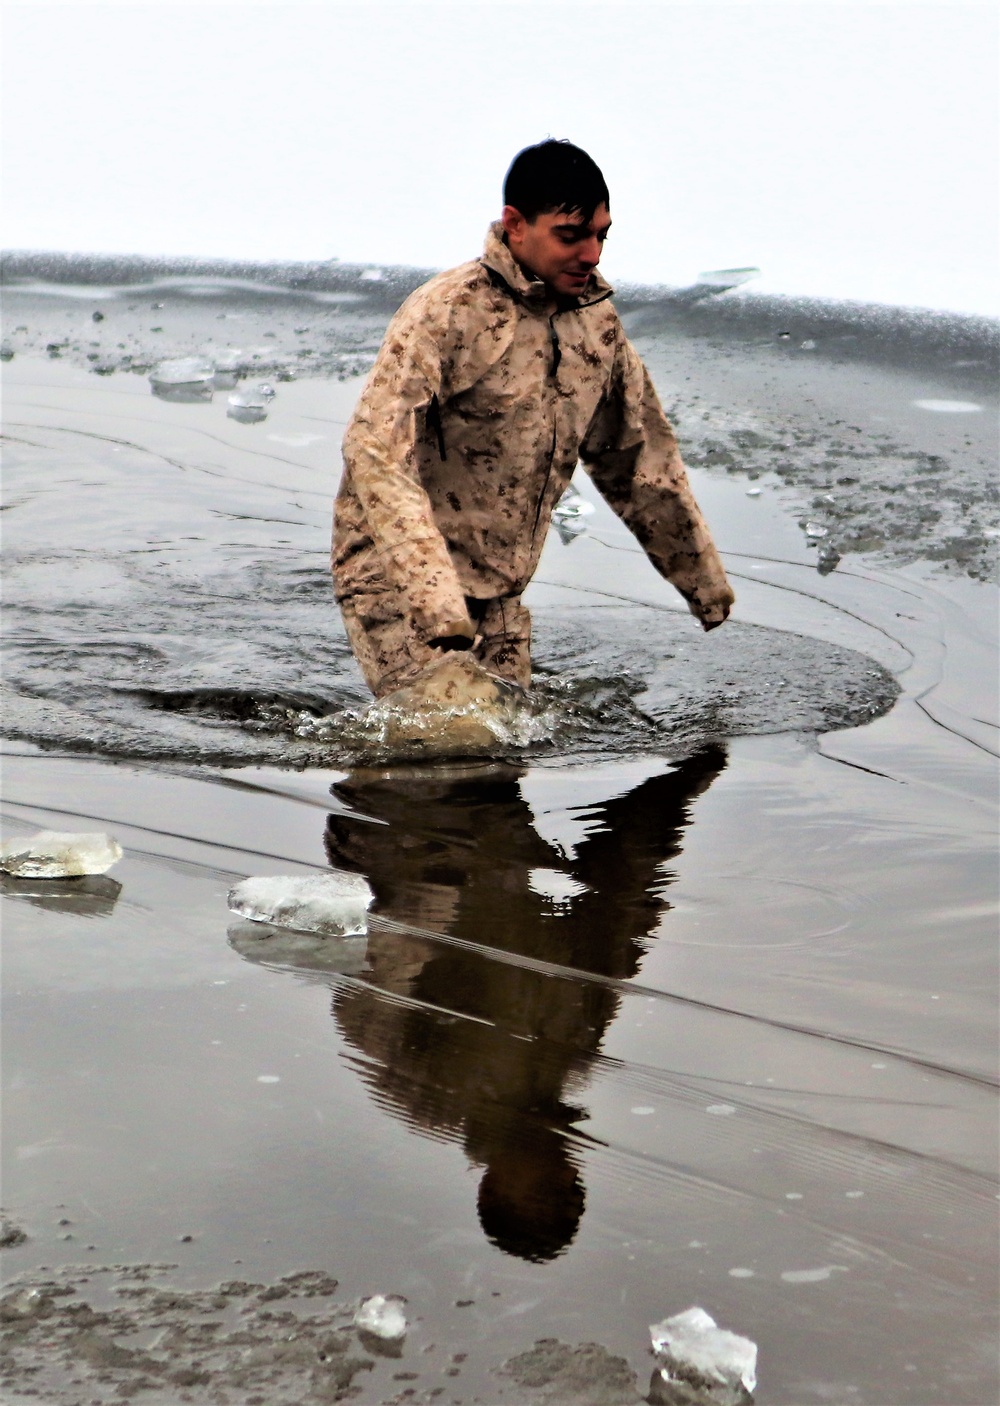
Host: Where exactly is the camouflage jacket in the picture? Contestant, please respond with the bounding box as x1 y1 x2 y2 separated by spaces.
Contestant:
334 222 733 642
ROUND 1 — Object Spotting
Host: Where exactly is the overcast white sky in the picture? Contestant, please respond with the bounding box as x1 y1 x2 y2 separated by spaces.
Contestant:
3 0 997 313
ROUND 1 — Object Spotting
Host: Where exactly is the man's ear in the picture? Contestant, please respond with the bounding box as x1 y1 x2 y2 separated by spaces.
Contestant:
501 205 527 240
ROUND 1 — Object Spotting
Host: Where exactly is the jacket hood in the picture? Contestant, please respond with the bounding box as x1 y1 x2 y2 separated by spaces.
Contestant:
480 221 613 308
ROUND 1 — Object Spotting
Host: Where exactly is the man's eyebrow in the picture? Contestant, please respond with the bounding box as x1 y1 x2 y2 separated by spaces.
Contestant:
552 220 613 234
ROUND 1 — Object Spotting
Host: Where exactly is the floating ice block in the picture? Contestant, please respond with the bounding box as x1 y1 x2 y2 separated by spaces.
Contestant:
551 484 595 543
1 830 123 878
227 873 373 937
227 386 270 423
650 1307 757 1401
355 1294 407 1340
149 357 215 388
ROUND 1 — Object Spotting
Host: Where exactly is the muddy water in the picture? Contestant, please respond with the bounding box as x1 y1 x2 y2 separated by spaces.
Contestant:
1 279 998 1405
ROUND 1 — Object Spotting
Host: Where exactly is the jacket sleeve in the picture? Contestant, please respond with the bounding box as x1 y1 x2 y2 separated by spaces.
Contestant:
341 293 474 643
579 331 735 626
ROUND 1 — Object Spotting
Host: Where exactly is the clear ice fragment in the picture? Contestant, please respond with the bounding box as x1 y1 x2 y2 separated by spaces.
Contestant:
227 386 270 423
1 830 123 878
804 520 829 539
150 357 215 402
650 1306 757 1400
552 484 596 544
212 349 244 388
150 357 215 386
817 542 841 575
355 1293 407 1340
227 873 373 937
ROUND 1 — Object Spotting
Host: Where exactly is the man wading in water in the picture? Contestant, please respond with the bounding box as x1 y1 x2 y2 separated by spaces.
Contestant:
333 139 734 696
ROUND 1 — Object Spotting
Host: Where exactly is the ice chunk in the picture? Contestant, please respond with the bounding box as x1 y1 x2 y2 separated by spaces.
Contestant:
150 356 215 386
355 1293 407 1340
650 1307 757 1403
551 484 596 544
150 357 215 402
1 830 123 878
253 380 277 400
211 349 245 389
227 873 373 936
227 386 269 423
803 520 829 540
817 542 841 575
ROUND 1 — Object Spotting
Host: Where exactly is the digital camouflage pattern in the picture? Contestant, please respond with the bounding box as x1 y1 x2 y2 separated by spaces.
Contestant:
333 222 734 696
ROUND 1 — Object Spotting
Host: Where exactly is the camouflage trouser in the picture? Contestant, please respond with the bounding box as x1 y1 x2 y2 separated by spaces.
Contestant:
339 589 532 698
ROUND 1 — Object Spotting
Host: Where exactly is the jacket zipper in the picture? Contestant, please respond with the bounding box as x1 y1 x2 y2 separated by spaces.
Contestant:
529 313 562 546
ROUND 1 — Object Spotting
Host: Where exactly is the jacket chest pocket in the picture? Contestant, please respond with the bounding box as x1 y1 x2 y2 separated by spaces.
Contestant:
448 370 546 428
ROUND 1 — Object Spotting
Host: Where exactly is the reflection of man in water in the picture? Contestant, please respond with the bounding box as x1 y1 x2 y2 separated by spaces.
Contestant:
324 747 725 1262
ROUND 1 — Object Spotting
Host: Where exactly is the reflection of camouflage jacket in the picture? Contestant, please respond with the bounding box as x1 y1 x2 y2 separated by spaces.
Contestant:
334 222 734 642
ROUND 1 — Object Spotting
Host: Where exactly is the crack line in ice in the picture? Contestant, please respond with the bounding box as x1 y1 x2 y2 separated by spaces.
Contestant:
371 915 999 1091
6 418 331 500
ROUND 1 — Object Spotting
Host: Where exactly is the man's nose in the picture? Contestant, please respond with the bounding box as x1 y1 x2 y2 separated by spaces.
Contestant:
578 236 601 267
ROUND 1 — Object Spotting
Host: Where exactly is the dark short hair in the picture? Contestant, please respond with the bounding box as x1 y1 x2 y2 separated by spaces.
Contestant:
503 139 610 223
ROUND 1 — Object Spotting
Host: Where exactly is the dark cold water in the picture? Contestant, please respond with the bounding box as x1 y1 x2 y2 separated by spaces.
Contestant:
1 263 998 1405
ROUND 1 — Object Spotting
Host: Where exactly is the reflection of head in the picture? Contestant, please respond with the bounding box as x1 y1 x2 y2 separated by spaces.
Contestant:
476 1128 586 1263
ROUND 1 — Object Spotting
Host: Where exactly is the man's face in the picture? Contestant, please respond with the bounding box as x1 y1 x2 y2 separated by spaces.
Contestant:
502 202 611 298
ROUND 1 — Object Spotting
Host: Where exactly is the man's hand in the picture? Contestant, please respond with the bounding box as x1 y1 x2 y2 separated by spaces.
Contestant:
691 581 735 631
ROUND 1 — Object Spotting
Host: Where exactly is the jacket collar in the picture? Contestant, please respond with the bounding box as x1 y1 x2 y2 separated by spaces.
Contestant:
480 220 613 309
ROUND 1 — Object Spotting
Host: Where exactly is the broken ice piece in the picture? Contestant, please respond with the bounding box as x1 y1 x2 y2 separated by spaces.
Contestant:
150 356 215 387
211 349 244 388
227 873 373 937
227 386 269 423
150 357 215 402
650 1307 757 1401
552 484 596 543
355 1293 407 1340
1 830 123 878
803 520 829 540
817 542 842 575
